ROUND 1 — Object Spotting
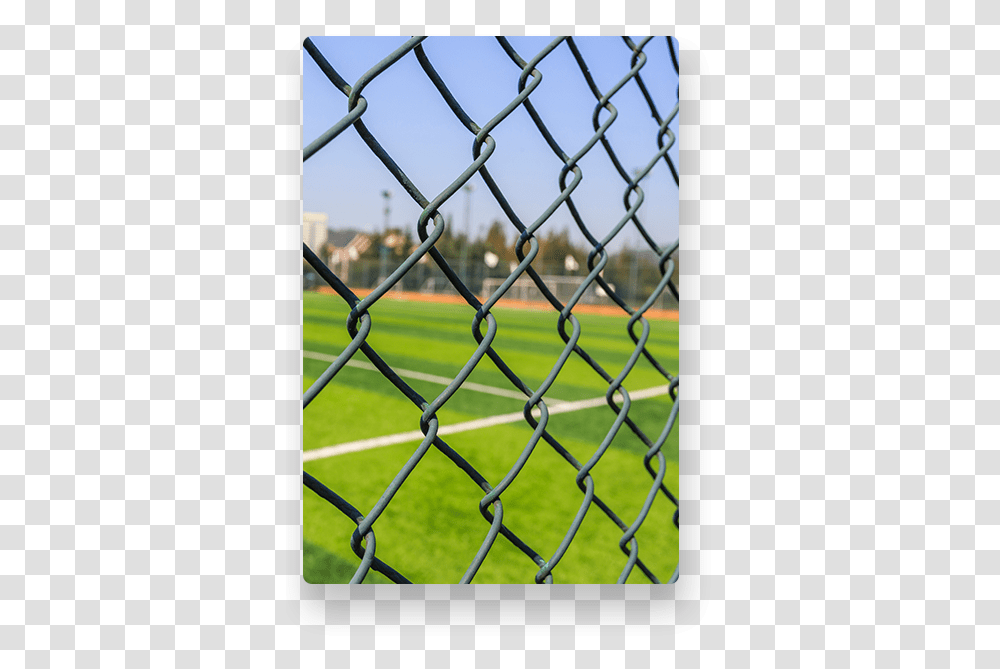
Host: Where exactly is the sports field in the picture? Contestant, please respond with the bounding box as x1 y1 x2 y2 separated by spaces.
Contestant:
302 290 679 584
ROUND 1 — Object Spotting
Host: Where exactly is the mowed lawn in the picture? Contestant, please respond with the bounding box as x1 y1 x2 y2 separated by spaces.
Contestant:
302 290 679 584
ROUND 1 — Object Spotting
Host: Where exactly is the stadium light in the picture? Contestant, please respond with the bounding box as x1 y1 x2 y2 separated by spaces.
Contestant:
459 183 475 286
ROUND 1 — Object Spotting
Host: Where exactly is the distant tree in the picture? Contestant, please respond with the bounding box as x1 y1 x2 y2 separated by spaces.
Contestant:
484 220 513 261
538 227 588 275
602 242 675 303
428 213 461 258
359 233 379 259
320 241 337 265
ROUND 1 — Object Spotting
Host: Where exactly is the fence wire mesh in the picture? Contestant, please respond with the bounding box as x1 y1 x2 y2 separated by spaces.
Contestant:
302 36 679 584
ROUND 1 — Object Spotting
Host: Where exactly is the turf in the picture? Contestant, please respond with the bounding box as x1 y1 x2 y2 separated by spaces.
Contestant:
304 292 678 402
302 291 679 584
303 539 392 585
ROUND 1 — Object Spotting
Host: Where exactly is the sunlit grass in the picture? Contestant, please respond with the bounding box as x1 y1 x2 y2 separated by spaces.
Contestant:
302 291 679 584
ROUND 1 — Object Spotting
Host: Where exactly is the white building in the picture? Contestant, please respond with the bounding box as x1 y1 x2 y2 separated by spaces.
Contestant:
303 212 329 252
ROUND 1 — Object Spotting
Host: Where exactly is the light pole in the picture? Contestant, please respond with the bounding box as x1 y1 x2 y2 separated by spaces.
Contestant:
459 183 475 286
379 190 392 284
381 189 392 230
629 168 640 302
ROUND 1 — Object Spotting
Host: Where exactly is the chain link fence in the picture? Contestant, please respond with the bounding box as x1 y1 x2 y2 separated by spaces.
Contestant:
302 36 679 584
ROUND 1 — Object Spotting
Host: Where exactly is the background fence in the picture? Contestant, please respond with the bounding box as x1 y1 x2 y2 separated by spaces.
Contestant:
304 256 679 309
302 36 680 584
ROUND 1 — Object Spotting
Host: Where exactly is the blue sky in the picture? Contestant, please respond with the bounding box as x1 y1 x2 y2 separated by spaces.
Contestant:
302 36 679 253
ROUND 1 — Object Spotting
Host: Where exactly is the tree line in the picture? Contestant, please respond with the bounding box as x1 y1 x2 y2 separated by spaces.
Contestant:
322 218 678 300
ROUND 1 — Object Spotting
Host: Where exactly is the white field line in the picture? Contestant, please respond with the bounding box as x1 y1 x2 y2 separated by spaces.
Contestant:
303 384 673 462
304 350 566 404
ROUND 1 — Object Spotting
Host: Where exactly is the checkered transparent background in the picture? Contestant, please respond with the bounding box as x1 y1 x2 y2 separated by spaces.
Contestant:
2 0 999 665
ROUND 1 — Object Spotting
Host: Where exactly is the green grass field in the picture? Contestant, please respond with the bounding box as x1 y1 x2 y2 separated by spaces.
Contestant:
302 290 679 584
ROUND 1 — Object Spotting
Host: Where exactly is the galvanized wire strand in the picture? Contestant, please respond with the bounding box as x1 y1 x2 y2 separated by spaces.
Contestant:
409 43 583 582
302 37 679 584
494 38 680 582
567 39 673 263
458 39 672 582
630 251 678 381
559 40 680 399
573 41 682 571
412 38 595 517
339 54 553 580
302 472 410 584
305 40 562 583
667 35 680 100
305 243 551 583
496 40 673 448
622 36 680 187
419 40 649 581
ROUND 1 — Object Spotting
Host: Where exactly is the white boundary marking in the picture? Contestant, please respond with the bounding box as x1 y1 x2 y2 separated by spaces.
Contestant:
303 384 673 462
304 350 566 404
